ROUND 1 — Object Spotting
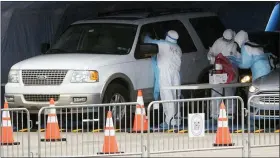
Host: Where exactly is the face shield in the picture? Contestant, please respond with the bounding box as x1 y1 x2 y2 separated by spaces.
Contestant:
165 30 179 43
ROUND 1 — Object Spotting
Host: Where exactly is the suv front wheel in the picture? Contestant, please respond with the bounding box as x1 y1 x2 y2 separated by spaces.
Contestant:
100 83 132 130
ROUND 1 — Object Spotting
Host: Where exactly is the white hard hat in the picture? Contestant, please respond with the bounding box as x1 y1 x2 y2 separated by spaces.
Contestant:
223 29 235 40
234 30 249 47
165 30 179 43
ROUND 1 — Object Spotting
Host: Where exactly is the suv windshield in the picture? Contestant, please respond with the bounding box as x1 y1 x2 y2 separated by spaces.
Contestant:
48 23 137 55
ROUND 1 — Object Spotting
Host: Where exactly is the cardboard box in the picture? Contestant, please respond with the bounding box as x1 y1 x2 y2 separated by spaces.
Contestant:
209 73 228 84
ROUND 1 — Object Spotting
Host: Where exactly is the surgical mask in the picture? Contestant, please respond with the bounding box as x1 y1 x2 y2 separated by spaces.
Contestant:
165 32 177 44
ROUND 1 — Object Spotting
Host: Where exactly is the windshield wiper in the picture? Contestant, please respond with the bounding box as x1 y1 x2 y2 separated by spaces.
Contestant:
47 48 69 54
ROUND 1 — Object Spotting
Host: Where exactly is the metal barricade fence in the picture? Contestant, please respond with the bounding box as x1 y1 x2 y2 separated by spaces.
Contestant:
147 96 246 157
37 102 148 157
0 108 31 157
247 94 280 157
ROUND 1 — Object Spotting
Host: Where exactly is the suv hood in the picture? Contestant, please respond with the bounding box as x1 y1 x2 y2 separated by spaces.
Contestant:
253 68 280 92
11 54 133 70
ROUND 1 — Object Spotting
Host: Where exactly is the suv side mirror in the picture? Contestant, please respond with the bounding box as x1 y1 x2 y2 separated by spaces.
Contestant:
41 43 50 54
135 44 158 59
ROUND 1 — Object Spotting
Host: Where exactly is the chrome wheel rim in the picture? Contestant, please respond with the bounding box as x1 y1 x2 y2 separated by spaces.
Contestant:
109 93 126 121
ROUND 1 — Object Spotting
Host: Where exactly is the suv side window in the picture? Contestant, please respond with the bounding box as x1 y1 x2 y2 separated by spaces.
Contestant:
154 20 197 53
134 23 157 59
135 20 197 59
189 16 226 49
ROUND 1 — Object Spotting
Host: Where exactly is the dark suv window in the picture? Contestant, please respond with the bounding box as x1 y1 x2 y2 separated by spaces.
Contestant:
248 31 280 57
135 20 197 59
189 16 226 49
49 23 137 55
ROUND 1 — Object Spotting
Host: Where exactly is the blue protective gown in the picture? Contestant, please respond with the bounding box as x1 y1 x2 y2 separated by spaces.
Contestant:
228 43 271 81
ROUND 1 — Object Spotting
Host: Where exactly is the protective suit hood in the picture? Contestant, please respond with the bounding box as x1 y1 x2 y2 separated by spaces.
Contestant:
165 30 179 44
223 29 236 41
234 30 249 47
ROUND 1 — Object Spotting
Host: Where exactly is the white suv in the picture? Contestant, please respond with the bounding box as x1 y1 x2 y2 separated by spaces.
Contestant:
5 9 226 123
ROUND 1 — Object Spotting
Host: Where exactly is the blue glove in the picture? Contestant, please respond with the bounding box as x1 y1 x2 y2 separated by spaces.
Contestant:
144 35 152 43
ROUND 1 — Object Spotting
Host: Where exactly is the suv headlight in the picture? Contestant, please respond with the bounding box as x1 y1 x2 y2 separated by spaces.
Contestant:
8 70 19 83
71 70 99 83
249 85 258 93
240 75 251 83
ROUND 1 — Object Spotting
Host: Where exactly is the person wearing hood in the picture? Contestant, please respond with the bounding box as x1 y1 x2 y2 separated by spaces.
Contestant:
228 30 272 81
208 29 240 64
144 30 182 127
208 29 239 119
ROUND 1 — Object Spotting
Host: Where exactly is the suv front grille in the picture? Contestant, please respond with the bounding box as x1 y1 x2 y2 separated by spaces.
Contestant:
23 94 60 102
259 96 279 104
22 70 68 86
259 110 280 116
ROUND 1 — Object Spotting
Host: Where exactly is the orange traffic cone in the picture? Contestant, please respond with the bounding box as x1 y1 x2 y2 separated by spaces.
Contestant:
130 90 148 133
98 111 123 154
41 98 66 142
213 101 234 146
0 102 20 145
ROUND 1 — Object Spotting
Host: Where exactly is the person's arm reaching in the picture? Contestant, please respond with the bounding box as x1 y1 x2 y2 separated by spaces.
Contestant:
207 47 215 64
207 39 220 64
228 46 253 69
144 34 160 44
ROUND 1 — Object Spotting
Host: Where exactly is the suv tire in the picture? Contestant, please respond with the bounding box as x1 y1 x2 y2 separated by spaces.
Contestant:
100 83 132 130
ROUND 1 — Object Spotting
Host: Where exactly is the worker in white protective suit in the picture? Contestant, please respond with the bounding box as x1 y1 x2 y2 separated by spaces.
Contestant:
208 29 239 119
228 30 272 81
144 30 182 127
208 29 240 64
